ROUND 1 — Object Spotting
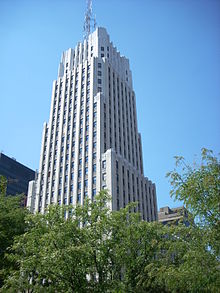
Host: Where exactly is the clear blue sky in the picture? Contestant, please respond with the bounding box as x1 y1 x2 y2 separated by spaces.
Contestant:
0 0 219 209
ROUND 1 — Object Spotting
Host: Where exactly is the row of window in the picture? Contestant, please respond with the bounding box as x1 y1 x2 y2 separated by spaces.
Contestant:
107 67 140 169
41 187 97 209
115 160 156 221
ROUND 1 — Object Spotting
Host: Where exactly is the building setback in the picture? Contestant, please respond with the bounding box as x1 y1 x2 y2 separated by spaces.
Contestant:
0 152 35 196
27 27 157 221
158 206 190 226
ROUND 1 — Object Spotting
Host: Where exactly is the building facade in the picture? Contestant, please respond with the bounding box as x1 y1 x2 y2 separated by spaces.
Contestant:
28 27 157 221
0 152 35 196
158 206 190 226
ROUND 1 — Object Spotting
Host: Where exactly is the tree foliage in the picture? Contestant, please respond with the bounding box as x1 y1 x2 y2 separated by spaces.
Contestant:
166 148 220 256
0 176 29 288
2 189 220 292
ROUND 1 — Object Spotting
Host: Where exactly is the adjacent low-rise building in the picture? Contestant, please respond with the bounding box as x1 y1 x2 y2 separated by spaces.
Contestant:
158 206 190 226
0 152 35 196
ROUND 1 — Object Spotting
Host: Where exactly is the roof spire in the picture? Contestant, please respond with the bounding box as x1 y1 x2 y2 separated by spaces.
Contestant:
83 0 96 40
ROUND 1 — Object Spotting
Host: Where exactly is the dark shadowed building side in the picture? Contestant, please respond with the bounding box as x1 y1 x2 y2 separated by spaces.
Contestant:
0 153 35 196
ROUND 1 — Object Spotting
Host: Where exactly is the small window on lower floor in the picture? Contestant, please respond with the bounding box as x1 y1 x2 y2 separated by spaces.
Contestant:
92 189 96 199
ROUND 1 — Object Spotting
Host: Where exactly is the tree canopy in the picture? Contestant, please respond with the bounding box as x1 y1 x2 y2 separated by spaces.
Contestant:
0 176 29 288
2 190 220 292
166 148 220 256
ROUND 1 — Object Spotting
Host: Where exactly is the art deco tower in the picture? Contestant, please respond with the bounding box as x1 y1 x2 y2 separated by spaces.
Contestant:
27 9 157 221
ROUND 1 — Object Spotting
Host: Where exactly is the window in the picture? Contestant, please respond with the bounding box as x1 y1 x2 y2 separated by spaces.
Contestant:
98 63 101 68
77 193 81 203
93 152 96 159
85 179 88 187
101 53 104 58
78 182 81 189
78 169 82 177
85 167 88 175
70 196 73 204
98 79 102 84
102 160 106 169
92 189 96 198
93 177 96 185
93 164 96 172
101 46 104 51
98 71 102 76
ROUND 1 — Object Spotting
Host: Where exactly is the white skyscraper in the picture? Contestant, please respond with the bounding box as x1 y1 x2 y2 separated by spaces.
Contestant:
27 26 158 221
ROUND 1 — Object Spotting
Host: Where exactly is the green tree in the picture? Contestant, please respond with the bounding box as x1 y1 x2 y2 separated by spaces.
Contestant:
2 191 122 292
2 181 220 292
166 148 220 255
136 223 220 293
0 176 28 289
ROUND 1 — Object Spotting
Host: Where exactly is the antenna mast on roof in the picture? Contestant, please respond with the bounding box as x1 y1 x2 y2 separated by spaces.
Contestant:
83 0 96 40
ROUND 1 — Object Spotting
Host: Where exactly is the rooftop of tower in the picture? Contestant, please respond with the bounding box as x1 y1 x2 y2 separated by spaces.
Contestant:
58 26 133 88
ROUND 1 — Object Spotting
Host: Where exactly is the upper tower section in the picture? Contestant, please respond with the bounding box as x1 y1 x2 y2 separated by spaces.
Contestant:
58 27 133 89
